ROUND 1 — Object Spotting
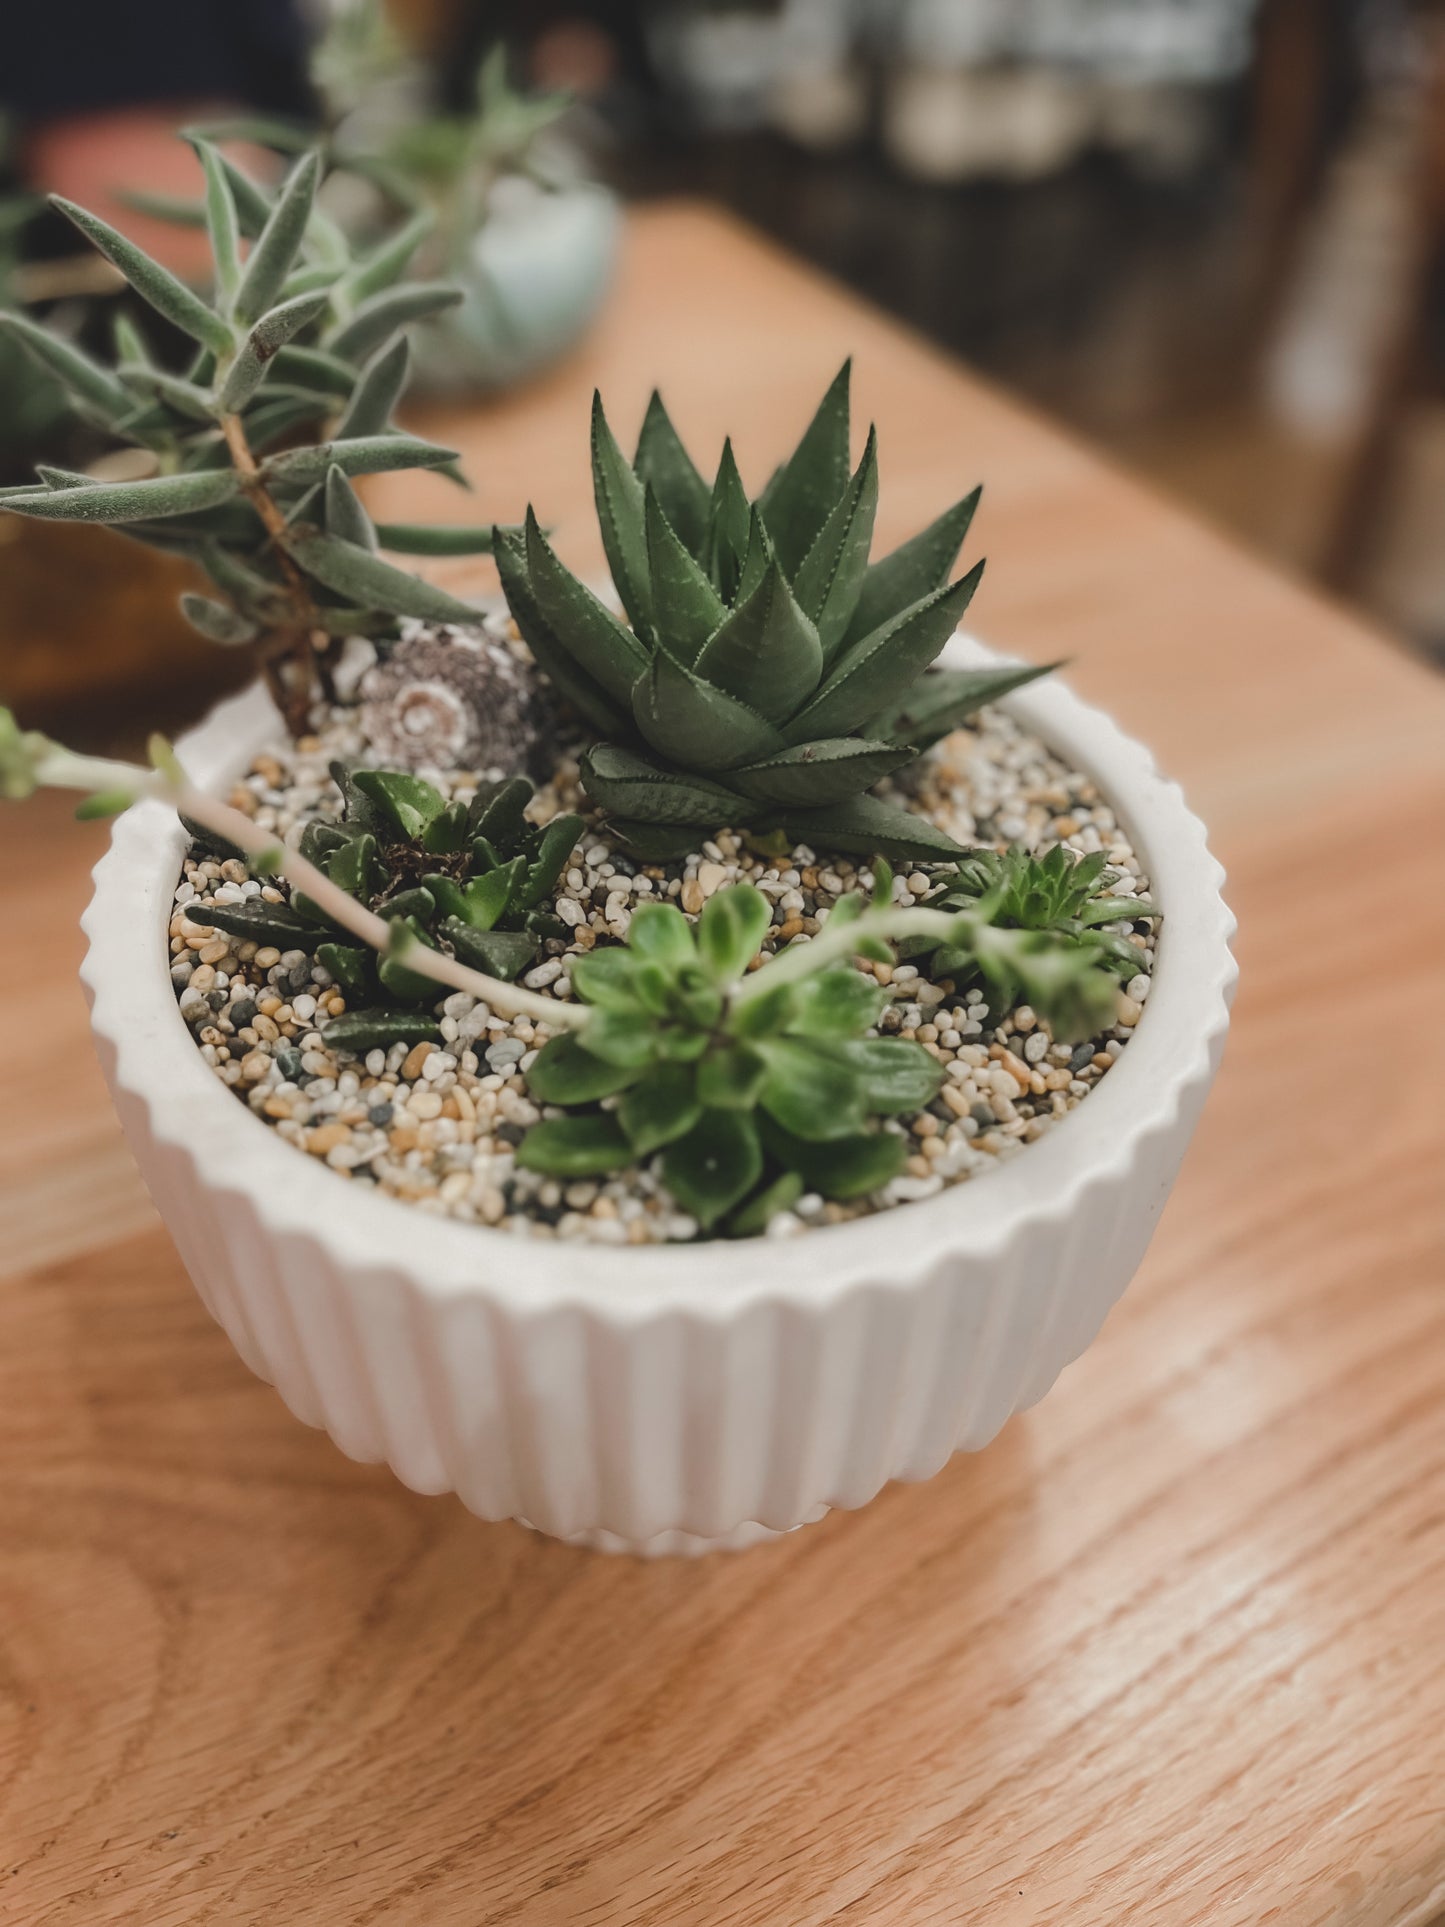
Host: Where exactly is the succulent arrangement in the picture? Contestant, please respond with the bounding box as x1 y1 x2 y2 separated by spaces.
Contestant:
495 363 1053 862
187 760 582 1025
0 138 500 734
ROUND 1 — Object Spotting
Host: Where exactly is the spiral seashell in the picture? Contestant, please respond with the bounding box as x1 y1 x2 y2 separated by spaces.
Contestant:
359 621 554 777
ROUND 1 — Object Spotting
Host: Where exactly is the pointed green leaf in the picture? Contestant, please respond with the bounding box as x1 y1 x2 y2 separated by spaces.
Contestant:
662 1111 763 1228
315 943 372 998
180 593 257 645
218 288 332 410
694 557 823 725
183 899 332 947
271 343 356 397
866 658 1056 751
591 391 653 641
215 154 276 239
703 439 751 600
845 486 981 645
634 389 710 556
352 769 447 838
493 526 627 736
0 468 240 525
518 813 584 910
445 922 537 981
324 466 377 551
286 529 481 623
793 426 878 657
523 508 650 705
344 209 435 306
786 564 985 742
117 363 216 421
232 151 321 327
245 392 334 451
757 1115 906 1200
0 310 134 422
335 336 409 439
645 486 726 665
580 744 751 829
452 864 517 931
193 138 241 302
263 434 460 486
757 359 852 574
757 1036 867 1141
321 1010 441 1053
375 521 496 557
633 650 783 773
48 197 232 353
726 1169 805 1237
328 283 463 362
619 1064 703 1157
836 1037 944 1113
729 737 911 809
517 1114 634 1178
280 263 344 301
778 793 967 863
527 1033 639 1105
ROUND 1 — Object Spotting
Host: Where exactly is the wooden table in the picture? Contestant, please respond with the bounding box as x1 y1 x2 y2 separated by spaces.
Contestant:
3 203 1443 1927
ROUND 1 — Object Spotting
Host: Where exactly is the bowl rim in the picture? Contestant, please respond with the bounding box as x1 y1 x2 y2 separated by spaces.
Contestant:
82 634 1237 1321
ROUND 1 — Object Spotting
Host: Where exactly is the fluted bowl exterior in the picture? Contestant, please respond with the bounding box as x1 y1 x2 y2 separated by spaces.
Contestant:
81 639 1236 1554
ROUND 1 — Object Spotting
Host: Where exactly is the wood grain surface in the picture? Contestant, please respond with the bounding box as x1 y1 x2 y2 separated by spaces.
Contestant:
2 203 1443 1927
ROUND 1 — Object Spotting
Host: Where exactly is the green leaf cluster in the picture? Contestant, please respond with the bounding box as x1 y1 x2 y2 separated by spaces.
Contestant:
904 844 1160 1036
188 761 581 1047
0 138 498 718
496 362 1055 863
517 883 942 1233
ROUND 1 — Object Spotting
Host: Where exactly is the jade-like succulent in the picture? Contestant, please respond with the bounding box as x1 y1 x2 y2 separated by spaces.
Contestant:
901 844 1160 1032
0 137 500 734
495 362 1053 863
188 764 582 1038
517 854 1139 1233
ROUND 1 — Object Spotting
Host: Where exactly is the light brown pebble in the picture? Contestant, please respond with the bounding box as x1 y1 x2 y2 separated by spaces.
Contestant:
198 940 229 965
912 1113 939 1138
993 1047 1033 1090
698 861 727 897
253 1014 280 1042
1115 995 1142 1027
254 948 281 969
1092 1053 1112 1071
680 878 704 915
389 1124 419 1153
263 1095 292 1120
940 1083 972 1119
775 918 803 943
402 1040 437 1082
306 1124 351 1155
240 1050 270 1082
478 1188 506 1224
439 1171 472 1204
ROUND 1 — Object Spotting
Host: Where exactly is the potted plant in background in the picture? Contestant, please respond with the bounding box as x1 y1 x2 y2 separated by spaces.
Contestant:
0 147 1234 1554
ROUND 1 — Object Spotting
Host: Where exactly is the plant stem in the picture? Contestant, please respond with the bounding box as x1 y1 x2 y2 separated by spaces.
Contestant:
37 742 588 1030
731 904 977 1005
218 409 324 737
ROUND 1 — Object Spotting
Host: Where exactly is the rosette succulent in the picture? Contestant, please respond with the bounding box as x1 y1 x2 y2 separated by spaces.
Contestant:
494 362 1053 862
0 138 503 734
188 763 582 1044
902 844 1161 1033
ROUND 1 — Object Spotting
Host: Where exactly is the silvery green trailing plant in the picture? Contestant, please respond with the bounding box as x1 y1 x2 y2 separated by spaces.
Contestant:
185 761 582 1042
516 857 1136 1234
0 138 500 736
901 844 1159 1030
495 362 1055 863
3 705 1141 1236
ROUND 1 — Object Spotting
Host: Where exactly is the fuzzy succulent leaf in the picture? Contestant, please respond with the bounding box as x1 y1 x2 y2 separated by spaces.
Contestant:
327 282 463 361
0 310 135 423
324 465 378 551
193 139 242 302
0 468 241 524
344 209 435 305
180 593 258 645
262 434 460 485
232 151 321 326
218 289 333 411
334 336 410 439
49 197 233 353
284 529 480 623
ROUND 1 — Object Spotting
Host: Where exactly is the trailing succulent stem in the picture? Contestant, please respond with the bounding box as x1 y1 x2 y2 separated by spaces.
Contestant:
185 762 583 1036
496 361 1057 862
0 709 582 1030
0 138 501 736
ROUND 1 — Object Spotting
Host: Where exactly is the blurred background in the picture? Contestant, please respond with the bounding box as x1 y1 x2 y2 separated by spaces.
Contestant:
4 0 1443 730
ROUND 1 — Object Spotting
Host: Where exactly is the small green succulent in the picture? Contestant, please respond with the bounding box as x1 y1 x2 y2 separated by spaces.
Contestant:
188 764 582 1045
902 844 1160 1032
519 878 943 1231
517 851 1142 1233
495 362 1053 863
0 137 501 734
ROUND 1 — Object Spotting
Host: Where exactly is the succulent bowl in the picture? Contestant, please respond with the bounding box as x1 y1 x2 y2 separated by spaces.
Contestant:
81 636 1236 1556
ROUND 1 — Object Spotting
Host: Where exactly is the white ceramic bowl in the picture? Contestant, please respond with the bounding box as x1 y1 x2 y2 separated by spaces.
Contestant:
81 639 1236 1555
